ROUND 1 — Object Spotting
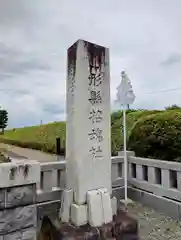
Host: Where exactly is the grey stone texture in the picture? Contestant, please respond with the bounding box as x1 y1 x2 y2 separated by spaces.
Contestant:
37 209 138 240
148 166 156 184
128 186 181 221
0 190 5 209
0 163 38 240
2 227 36 240
37 200 61 231
5 184 36 208
161 169 170 188
2 150 181 238
0 184 36 210
0 205 36 235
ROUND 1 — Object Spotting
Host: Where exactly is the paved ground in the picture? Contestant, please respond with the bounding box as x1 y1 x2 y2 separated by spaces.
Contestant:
0 143 65 162
128 201 181 240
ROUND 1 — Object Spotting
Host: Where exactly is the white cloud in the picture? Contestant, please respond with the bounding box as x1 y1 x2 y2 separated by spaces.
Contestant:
0 0 181 127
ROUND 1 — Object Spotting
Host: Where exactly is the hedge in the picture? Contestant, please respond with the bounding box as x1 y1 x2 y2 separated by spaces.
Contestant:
128 110 181 161
111 109 161 155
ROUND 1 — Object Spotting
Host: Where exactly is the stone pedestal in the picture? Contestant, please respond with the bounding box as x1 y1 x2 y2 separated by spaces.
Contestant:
39 209 139 239
62 39 114 226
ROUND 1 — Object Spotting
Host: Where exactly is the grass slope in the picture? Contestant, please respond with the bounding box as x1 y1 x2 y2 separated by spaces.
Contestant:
0 110 160 155
0 122 66 154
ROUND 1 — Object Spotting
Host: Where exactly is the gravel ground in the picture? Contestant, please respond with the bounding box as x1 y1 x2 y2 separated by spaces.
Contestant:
127 201 181 240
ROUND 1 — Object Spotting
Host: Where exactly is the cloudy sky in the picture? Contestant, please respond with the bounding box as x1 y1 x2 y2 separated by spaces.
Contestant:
0 0 181 128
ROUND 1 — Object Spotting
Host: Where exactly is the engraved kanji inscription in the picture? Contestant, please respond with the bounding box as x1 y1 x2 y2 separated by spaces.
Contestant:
88 128 103 142
88 70 103 87
88 90 102 104
89 108 103 124
89 145 103 159
68 66 75 94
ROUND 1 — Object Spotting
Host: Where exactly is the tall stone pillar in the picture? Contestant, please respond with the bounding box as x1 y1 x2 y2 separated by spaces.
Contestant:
61 39 115 227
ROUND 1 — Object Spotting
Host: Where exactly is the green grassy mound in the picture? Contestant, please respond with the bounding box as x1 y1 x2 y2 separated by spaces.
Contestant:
111 109 161 155
0 122 66 155
128 110 181 161
0 110 159 156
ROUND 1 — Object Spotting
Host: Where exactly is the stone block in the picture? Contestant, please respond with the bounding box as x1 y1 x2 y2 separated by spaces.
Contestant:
128 162 132 179
111 196 117 215
2 227 36 240
37 200 61 231
148 166 156 184
0 190 5 209
41 170 53 192
177 171 181 191
59 189 73 222
111 163 119 182
0 161 40 188
87 189 103 227
5 184 36 208
118 151 135 157
161 169 170 188
70 204 88 226
98 188 112 224
21 227 37 240
136 165 143 181
0 205 36 235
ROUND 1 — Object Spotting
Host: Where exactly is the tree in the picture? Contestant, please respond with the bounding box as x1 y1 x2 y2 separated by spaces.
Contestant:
165 104 181 110
0 108 8 133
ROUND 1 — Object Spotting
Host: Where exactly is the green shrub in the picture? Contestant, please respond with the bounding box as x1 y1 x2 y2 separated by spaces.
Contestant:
128 110 181 161
111 109 161 155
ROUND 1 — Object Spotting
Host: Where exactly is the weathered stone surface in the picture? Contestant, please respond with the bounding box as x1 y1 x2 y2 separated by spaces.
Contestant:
38 216 63 240
87 189 103 227
111 197 117 216
0 205 36 235
2 227 36 240
38 210 138 239
5 184 36 208
112 210 138 239
0 161 40 188
98 188 112 224
37 200 61 231
66 39 112 205
60 189 73 222
21 227 36 240
71 204 88 226
0 190 5 209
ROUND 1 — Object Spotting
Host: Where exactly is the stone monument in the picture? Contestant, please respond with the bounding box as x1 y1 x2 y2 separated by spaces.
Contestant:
59 40 138 240
61 39 116 226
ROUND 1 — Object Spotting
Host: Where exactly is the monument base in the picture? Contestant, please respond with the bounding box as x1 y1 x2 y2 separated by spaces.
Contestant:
38 209 139 239
60 188 117 227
